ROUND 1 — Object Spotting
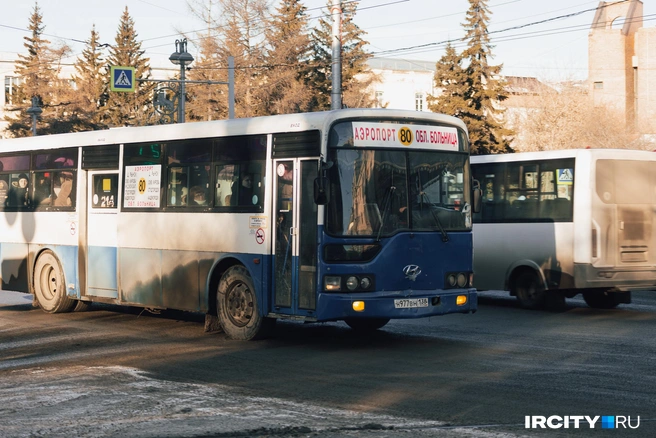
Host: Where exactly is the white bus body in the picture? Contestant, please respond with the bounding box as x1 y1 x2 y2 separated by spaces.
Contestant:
471 149 656 309
0 109 478 339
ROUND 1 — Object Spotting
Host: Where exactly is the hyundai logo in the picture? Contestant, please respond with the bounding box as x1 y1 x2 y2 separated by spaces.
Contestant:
403 264 422 281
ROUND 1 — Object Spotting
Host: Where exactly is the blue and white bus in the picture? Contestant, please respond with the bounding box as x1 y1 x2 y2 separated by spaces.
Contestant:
0 109 478 340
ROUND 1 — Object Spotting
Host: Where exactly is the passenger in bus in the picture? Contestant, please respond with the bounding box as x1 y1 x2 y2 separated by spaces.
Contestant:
189 185 208 205
9 173 30 207
238 174 254 205
53 171 73 206
33 174 52 205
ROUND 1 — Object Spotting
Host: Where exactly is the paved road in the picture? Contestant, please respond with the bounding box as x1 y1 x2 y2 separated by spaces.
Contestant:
0 290 654 437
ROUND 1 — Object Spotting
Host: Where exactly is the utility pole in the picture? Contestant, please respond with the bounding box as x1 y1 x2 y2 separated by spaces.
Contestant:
331 0 342 110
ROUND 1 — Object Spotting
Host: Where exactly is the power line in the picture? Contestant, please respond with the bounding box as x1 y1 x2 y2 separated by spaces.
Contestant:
372 0 631 57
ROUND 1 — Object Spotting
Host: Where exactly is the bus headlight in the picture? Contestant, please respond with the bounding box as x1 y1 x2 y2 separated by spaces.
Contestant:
324 276 341 291
447 274 457 287
360 277 371 289
456 273 467 288
345 276 359 291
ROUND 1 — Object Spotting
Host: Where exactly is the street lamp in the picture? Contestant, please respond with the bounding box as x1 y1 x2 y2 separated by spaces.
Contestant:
169 38 194 123
26 96 42 136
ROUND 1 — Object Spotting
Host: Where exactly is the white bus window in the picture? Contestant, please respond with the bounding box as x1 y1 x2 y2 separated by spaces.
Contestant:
92 174 118 208
168 167 188 206
7 173 30 208
216 164 237 206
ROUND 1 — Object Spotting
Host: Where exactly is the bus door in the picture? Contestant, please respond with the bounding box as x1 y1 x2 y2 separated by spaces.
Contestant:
85 171 120 299
272 159 318 315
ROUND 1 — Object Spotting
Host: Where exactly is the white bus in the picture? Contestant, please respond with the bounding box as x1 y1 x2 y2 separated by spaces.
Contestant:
0 109 479 340
471 148 656 309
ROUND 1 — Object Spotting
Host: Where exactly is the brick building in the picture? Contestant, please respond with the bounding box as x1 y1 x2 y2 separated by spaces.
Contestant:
589 0 656 134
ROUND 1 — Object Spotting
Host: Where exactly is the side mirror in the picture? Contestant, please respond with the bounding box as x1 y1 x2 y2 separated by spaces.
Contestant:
472 179 482 213
314 177 330 205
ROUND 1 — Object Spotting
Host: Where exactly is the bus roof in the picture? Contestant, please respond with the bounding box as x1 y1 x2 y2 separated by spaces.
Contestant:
471 148 656 164
0 109 467 153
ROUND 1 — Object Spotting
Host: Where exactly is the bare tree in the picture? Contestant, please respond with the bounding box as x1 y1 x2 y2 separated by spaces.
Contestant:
513 82 652 151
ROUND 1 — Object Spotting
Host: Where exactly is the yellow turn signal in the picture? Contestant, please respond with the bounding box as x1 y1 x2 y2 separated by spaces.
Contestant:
456 295 467 306
352 301 365 312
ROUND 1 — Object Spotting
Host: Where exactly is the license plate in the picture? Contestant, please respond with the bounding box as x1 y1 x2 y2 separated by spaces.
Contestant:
394 298 429 309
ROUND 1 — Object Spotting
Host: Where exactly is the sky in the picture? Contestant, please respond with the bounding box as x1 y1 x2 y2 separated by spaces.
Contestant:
0 0 654 82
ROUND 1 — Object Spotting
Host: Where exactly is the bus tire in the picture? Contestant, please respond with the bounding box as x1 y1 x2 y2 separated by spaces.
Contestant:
344 318 390 331
73 300 92 312
513 270 546 310
33 251 76 314
217 265 274 340
582 290 621 309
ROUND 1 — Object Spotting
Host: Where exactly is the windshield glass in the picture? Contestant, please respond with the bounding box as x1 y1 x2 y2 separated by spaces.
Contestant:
326 148 471 237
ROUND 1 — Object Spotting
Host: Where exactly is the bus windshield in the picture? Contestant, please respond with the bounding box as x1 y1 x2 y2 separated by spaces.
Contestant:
326 148 471 236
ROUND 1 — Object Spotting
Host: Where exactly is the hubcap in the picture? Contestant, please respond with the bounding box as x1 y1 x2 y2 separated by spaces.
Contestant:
40 264 58 300
226 281 254 327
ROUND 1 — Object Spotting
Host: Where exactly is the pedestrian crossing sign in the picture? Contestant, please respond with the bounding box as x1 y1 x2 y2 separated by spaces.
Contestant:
557 168 574 185
110 66 136 92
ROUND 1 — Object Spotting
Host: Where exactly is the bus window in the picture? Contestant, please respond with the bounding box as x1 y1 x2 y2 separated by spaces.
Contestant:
92 174 118 208
216 164 236 207
0 175 8 206
168 167 188 206
7 173 30 208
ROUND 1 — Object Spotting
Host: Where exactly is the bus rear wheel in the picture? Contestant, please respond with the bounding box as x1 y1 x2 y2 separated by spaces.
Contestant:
582 290 621 309
33 251 76 314
344 318 390 332
217 265 274 340
513 270 546 310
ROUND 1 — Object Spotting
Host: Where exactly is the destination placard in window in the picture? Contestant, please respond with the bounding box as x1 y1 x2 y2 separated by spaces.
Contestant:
124 165 161 208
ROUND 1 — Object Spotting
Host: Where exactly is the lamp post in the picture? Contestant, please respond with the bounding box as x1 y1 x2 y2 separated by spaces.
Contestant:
26 96 42 136
169 38 194 123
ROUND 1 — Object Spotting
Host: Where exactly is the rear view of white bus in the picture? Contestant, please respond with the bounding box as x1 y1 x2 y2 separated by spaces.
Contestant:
472 149 656 310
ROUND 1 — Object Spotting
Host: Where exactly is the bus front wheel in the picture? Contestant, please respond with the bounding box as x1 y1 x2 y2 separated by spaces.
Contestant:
582 290 621 309
513 270 546 310
344 318 390 331
33 251 76 314
217 265 274 340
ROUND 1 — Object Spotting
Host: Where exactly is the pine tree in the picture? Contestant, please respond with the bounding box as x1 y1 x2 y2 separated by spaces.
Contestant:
186 32 228 121
308 1 378 111
258 0 312 115
214 0 269 118
427 42 468 118
66 25 107 131
104 7 154 127
185 1 231 122
4 2 58 137
459 0 512 154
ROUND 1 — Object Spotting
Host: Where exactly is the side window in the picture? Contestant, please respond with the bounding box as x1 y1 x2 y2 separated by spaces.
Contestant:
0 175 8 206
32 149 78 210
123 143 163 210
166 140 211 208
92 174 118 209
473 163 507 223
215 164 237 207
0 154 31 209
7 173 31 208
214 135 266 211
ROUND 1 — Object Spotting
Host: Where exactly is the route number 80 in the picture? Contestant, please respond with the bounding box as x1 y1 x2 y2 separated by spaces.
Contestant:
398 127 413 146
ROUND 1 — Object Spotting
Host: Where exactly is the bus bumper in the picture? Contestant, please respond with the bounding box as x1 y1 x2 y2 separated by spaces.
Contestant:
315 289 477 322
574 263 656 291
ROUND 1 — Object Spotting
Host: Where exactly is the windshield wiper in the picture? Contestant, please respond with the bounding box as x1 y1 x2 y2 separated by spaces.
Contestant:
418 191 449 242
376 185 396 242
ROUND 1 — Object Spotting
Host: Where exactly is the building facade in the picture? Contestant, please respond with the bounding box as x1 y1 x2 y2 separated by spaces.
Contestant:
589 0 656 134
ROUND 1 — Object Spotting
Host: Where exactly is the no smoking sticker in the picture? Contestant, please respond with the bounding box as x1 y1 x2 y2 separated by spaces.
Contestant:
255 228 265 244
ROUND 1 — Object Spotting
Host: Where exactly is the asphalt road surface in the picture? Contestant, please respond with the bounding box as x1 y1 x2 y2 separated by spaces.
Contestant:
1 290 654 437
